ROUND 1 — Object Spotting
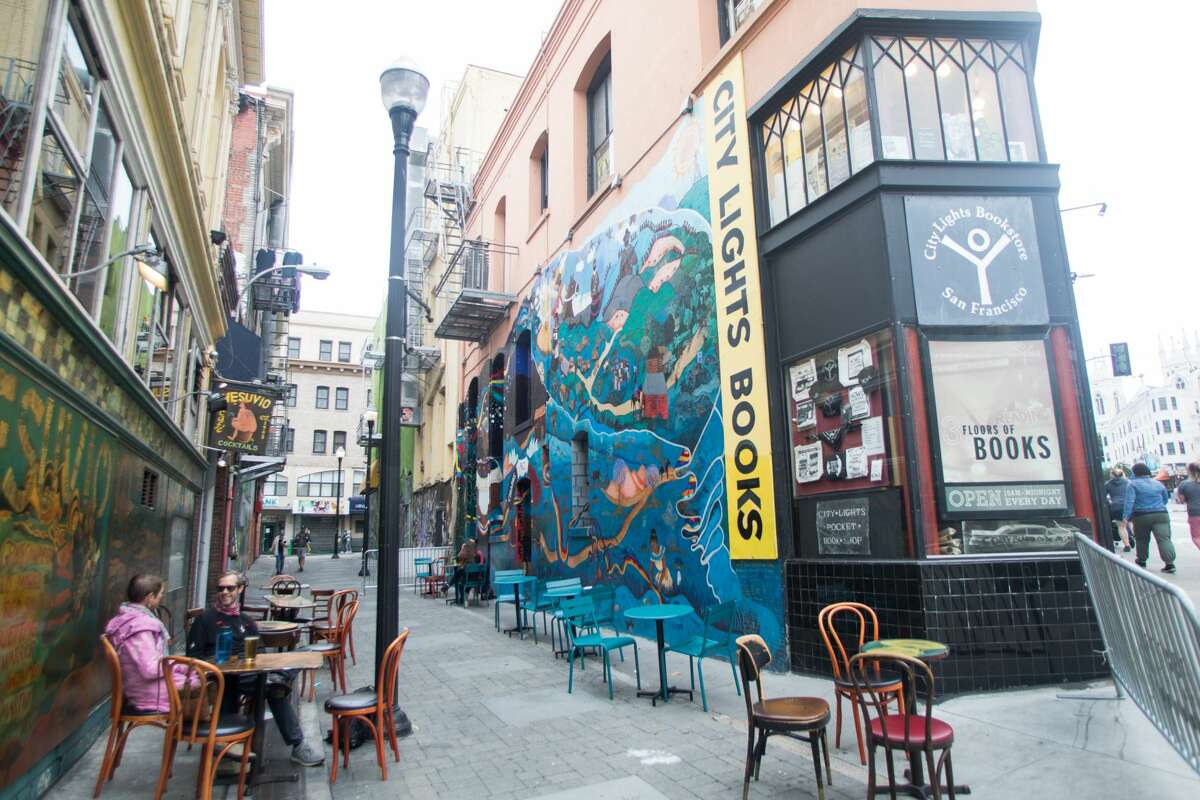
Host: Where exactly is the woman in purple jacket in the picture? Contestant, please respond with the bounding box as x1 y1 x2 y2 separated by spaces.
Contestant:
104 574 189 713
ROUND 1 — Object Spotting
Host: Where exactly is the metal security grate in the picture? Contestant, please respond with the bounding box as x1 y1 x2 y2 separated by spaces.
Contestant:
140 469 158 508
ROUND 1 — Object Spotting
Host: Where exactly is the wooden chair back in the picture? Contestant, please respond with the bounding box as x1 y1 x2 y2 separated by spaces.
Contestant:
311 588 335 623
161 656 227 746
242 605 270 621
376 629 411 712
270 578 302 596
185 608 204 637
335 600 360 647
99 634 128 722
818 602 881 682
735 634 774 720
848 653 936 751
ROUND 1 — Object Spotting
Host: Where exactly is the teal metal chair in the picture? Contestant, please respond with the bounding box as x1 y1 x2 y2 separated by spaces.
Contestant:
663 600 742 712
584 584 625 662
462 563 488 606
561 596 641 700
492 569 525 628
413 557 432 596
528 577 582 650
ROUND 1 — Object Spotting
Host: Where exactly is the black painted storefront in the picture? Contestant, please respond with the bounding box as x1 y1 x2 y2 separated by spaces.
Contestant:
752 14 1108 693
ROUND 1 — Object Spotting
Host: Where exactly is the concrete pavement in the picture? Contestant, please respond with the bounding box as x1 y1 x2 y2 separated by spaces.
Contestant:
48 518 1200 799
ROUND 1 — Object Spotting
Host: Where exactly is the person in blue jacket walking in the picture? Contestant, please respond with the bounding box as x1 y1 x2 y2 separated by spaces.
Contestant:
1123 462 1177 573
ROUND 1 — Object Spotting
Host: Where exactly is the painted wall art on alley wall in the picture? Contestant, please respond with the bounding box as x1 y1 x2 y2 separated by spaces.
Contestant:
462 87 786 659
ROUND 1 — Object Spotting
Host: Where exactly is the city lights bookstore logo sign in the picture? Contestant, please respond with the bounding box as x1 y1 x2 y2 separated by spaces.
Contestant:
905 195 1047 326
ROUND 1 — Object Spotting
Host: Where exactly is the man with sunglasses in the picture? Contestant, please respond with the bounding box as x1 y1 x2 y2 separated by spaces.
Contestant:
187 570 324 766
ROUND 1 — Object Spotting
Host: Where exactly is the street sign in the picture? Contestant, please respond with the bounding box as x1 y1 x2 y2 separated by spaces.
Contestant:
1110 342 1131 376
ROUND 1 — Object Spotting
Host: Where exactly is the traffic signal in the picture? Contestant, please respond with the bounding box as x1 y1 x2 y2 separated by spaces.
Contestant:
1110 342 1131 377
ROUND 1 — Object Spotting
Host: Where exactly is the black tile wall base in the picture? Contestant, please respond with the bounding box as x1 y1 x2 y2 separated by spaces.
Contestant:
786 556 1107 694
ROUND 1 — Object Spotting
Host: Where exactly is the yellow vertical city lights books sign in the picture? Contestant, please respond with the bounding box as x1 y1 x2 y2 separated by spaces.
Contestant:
703 52 778 559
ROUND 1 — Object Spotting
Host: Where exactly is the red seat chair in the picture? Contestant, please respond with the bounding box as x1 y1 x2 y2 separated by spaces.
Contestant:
818 602 905 764
848 652 957 800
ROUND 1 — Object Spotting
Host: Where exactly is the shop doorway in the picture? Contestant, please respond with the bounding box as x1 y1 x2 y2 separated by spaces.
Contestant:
261 521 278 554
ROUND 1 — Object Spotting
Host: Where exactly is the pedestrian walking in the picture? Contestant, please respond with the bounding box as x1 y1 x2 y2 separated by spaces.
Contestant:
273 530 287 575
1123 462 1177 574
1104 467 1133 552
1175 462 1200 552
294 527 311 572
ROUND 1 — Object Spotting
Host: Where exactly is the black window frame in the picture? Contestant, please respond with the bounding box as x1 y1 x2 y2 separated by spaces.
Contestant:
335 386 349 411
319 340 333 361
539 145 549 212
315 385 329 409
332 430 347 453
285 427 295 453
338 341 352 363
287 337 301 359
586 56 613 197
285 383 297 408
312 429 327 454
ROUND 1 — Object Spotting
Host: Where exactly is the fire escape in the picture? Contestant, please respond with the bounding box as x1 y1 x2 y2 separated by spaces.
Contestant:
0 58 36 210
404 204 440 374
250 260 297 459
428 148 516 342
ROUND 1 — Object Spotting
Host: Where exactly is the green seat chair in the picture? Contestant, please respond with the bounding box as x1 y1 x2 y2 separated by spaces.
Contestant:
663 600 742 712
561 596 641 700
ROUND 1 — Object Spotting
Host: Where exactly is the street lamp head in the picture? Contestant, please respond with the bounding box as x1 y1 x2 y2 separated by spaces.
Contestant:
362 407 378 426
1097 202 1108 217
298 264 331 280
379 57 429 115
137 252 169 292
335 446 346 460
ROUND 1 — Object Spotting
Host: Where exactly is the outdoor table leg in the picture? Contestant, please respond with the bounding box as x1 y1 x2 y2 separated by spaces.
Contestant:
635 620 693 706
503 583 532 638
213 671 302 793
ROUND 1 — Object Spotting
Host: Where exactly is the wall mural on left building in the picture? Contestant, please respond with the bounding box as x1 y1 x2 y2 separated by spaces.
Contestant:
466 115 786 657
0 346 194 790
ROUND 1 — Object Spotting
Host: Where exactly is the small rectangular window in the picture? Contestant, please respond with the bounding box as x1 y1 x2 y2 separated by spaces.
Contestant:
587 59 613 196
285 427 295 453
571 433 590 523
319 340 333 361
1171 397 1179 410
338 341 352 362
1167 442 1177 455
316 386 329 409
539 147 549 212
286 384 297 408
313 430 327 453
287 337 301 358
140 469 159 507
1176 420 1183 433
335 387 349 411
1181 442 1187 454
333 430 347 453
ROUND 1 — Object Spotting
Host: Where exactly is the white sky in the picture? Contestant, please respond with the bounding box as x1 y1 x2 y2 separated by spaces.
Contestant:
265 0 1198 384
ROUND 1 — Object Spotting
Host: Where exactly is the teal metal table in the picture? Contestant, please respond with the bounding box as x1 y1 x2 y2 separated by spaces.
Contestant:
492 575 536 638
624 603 693 705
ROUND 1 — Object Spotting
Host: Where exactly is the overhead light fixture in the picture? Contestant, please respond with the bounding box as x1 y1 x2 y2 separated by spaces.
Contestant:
137 253 169 292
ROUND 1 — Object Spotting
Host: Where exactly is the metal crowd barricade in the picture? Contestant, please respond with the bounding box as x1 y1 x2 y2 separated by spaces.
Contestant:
397 545 451 588
361 549 378 592
1074 533 1200 775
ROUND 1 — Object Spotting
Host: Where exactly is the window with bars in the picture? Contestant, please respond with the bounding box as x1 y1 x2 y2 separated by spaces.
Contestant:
140 469 158 507
298 470 343 498
760 44 873 223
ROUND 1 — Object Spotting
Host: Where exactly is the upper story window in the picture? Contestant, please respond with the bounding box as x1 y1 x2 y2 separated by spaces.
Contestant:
338 341 352 362
287 337 301 358
319 340 333 361
335 386 349 410
332 430 347 452
315 385 329 409
312 429 327 454
587 58 613 196
538 145 549 213
718 0 766 45
758 31 1042 228
298 469 342 497
286 383 297 408
263 474 288 497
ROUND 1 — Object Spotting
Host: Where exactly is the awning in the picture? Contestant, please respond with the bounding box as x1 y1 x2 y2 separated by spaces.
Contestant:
237 455 286 483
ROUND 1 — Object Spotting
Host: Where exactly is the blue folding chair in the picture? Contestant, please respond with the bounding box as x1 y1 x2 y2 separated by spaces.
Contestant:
561 596 641 700
492 569 525 627
412 558 432 596
663 600 741 712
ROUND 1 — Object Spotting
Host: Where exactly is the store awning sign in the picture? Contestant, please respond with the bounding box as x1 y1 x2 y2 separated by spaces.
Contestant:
703 51 778 560
905 195 1047 326
928 338 1067 515
209 382 275 454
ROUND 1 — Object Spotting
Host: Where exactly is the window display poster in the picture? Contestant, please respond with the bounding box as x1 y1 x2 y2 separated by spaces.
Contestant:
816 497 871 555
790 359 817 400
928 338 1067 514
794 442 822 484
861 416 885 455
837 339 873 386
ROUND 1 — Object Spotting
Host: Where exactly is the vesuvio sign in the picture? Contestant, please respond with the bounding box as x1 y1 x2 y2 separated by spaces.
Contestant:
928 338 1067 515
209 382 275 454
906 195 1047 326
703 52 778 560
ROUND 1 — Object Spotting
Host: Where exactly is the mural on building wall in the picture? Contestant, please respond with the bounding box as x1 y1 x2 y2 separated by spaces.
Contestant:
0 349 195 790
469 116 785 656
411 480 451 547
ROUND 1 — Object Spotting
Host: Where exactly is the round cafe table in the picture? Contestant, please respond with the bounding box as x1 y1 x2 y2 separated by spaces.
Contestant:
492 575 536 638
265 594 314 622
623 603 693 705
860 638 968 798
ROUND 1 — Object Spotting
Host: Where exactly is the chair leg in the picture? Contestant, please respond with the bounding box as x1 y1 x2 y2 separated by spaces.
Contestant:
604 651 613 700
729 650 741 697
385 707 401 762
883 746 898 800
198 742 214 800
153 730 176 800
865 743 877 798
850 693 867 765
753 729 767 780
348 623 357 665
342 718 352 769
924 749 940 800
742 725 756 800
567 648 576 694
810 732 825 800
943 750 957 800
697 658 708 713
834 691 844 748
688 656 695 694
632 644 641 690
821 728 832 786
93 722 119 796
237 739 251 800
329 713 341 784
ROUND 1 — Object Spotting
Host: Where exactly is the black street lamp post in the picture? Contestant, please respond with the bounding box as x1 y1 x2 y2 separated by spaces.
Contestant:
359 411 377 577
333 445 345 558
377 57 429 673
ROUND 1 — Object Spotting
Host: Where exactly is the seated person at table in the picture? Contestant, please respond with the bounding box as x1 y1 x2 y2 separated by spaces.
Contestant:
186 570 324 767
104 574 194 713
444 538 482 604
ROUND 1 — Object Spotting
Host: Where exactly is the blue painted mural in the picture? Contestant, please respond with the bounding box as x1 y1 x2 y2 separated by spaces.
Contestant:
466 118 786 662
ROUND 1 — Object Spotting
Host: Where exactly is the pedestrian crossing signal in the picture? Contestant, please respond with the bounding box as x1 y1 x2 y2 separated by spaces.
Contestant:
1110 342 1131 377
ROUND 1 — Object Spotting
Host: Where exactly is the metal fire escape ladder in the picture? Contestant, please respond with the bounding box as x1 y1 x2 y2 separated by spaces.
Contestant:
0 58 36 209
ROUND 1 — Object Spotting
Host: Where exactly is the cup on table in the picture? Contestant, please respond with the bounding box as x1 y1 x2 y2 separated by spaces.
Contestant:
243 635 260 662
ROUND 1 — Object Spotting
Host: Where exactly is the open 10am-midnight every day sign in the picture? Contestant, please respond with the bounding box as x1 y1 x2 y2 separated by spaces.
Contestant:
927 338 1067 514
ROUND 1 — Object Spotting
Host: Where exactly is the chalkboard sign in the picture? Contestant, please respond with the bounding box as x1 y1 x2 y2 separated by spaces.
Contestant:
816 497 871 555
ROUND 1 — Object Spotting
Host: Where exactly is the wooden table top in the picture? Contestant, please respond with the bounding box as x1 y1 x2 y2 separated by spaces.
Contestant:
213 651 322 674
256 620 300 632
265 595 315 609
